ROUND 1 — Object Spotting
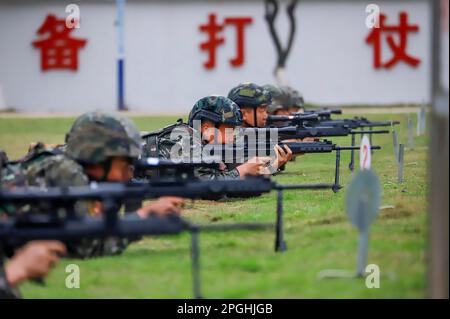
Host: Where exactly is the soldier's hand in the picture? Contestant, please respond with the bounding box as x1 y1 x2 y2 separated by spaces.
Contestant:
137 196 185 218
236 156 271 176
5 240 67 286
272 144 293 168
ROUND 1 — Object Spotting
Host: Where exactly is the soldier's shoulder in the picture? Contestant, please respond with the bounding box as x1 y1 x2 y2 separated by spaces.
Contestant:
26 154 88 187
143 120 193 140
142 120 196 159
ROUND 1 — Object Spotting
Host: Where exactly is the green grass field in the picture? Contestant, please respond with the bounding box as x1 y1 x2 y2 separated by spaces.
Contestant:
0 112 428 298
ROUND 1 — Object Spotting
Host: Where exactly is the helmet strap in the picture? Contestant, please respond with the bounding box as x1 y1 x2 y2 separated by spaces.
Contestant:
253 108 257 128
99 158 113 182
214 123 221 143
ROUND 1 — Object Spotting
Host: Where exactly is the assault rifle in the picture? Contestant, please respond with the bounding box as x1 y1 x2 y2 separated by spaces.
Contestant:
0 181 275 299
255 122 390 140
0 168 334 288
204 140 381 193
266 113 400 170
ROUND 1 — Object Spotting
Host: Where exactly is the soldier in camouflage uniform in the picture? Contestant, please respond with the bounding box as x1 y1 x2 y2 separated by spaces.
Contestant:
263 85 305 117
281 85 305 114
0 240 66 299
1 112 184 258
228 83 294 172
142 95 272 180
1 148 66 298
264 84 291 116
228 82 272 128
0 143 65 192
0 112 184 298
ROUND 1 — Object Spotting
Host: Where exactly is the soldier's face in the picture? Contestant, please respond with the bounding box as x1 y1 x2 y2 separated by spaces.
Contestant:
289 106 301 114
106 157 134 182
241 106 268 127
201 122 235 144
275 109 290 116
217 124 235 144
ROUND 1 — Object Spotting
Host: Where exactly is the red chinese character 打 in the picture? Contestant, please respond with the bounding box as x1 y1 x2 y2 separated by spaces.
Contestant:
33 14 87 71
199 13 253 69
366 12 421 69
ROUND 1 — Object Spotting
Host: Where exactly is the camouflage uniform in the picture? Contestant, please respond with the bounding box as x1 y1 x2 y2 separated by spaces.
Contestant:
1 112 143 258
0 257 21 299
65 111 142 256
142 96 242 180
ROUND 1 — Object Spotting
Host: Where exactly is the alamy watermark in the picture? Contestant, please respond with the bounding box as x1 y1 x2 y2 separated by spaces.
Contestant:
365 4 380 29
163 120 281 173
65 4 80 29
65 263 80 289
365 264 380 288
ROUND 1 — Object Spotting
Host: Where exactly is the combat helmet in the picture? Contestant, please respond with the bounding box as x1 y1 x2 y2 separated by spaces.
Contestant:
227 82 272 108
264 84 291 114
282 85 305 110
65 111 142 164
188 95 243 127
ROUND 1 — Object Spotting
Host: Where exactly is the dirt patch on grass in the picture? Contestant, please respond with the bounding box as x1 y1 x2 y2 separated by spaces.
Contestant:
379 204 418 220
306 215 347 226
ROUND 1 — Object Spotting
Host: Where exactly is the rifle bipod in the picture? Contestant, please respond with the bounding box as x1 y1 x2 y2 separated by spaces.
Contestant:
185 221 273 299
272 183 335 253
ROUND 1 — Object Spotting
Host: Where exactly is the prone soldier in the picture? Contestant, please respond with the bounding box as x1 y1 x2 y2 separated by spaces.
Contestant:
142 95 272 180
227 82 294 171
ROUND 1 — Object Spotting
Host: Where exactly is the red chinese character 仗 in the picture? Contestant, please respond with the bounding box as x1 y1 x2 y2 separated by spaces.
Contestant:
199 13 253 70
366 11 421 69
33 14 87 71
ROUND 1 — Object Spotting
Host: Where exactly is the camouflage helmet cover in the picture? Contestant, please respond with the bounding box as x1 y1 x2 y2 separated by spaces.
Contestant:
282 85 305 109
227 82 272 108
65 112 142 164
264 84 292 113
188 95 243 127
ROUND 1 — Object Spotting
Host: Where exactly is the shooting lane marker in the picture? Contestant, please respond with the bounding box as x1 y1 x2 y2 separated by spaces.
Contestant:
421 105 427 134
407 116 414 149
190 229 202 299
349 133 356 171
397 144 405 184
392 130 399 161
417 102 427 136
275 189 287 252
368 126 374 155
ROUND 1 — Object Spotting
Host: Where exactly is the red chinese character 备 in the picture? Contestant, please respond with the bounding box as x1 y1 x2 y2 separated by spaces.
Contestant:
366 11 421 69
199 13 253 70
33 14 87 71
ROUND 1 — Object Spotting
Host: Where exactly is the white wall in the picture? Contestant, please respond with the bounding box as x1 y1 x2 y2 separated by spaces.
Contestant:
0 0 432 113
0 1 116 112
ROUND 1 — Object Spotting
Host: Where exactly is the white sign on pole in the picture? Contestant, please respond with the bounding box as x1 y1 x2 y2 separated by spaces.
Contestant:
360 135 372 170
